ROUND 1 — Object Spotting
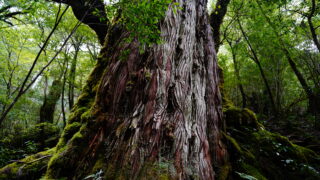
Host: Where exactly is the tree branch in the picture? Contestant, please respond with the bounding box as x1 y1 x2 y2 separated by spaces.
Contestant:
48 0 109 45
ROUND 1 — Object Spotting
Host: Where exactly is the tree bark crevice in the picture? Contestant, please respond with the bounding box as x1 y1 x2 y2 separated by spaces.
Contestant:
45 0 226 179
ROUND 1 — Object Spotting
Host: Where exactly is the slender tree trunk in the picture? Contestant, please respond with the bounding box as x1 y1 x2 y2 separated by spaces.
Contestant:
40 80 62 123
61 54 69 127
307 0 320 52
285 51 320 128
40 75 48 122
237 18 277 115
45 1 226 179
275 58 283 112
227 40 247 108
68 37 83 109
68 47 79 109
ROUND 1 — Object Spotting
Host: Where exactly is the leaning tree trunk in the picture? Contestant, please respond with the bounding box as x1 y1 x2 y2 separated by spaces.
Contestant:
45 1 226 179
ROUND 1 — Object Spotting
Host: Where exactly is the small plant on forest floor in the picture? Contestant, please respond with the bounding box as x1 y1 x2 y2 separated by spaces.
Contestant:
83 169 103 180
235 171 258 180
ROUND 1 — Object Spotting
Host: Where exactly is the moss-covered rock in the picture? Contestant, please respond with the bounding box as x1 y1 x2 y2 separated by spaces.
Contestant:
224 106 263 130
221 104 320 180
0 123 60 168
0 148 54 180
1 123 60 148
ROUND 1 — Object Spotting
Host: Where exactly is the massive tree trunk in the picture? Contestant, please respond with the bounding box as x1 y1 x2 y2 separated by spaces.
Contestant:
45 0 226 179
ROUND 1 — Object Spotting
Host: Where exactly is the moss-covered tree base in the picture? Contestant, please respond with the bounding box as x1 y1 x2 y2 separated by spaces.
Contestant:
1 101 319 180
1 105 319 180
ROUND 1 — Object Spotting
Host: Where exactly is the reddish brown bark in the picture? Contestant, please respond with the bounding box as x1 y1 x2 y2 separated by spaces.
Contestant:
45 0 226 179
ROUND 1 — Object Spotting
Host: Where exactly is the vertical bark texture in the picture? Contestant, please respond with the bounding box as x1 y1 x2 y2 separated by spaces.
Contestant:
45 0 225 179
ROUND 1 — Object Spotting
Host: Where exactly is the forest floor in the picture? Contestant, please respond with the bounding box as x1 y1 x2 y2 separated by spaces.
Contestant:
265 114 320 154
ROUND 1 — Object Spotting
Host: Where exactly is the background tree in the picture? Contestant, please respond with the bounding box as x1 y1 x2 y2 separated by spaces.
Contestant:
0 1 96 132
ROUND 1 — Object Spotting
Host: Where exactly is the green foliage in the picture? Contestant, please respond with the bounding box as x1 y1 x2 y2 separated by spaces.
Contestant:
108 0 173 50
219 0 320 123
121 0 171 45
0 1 97 133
